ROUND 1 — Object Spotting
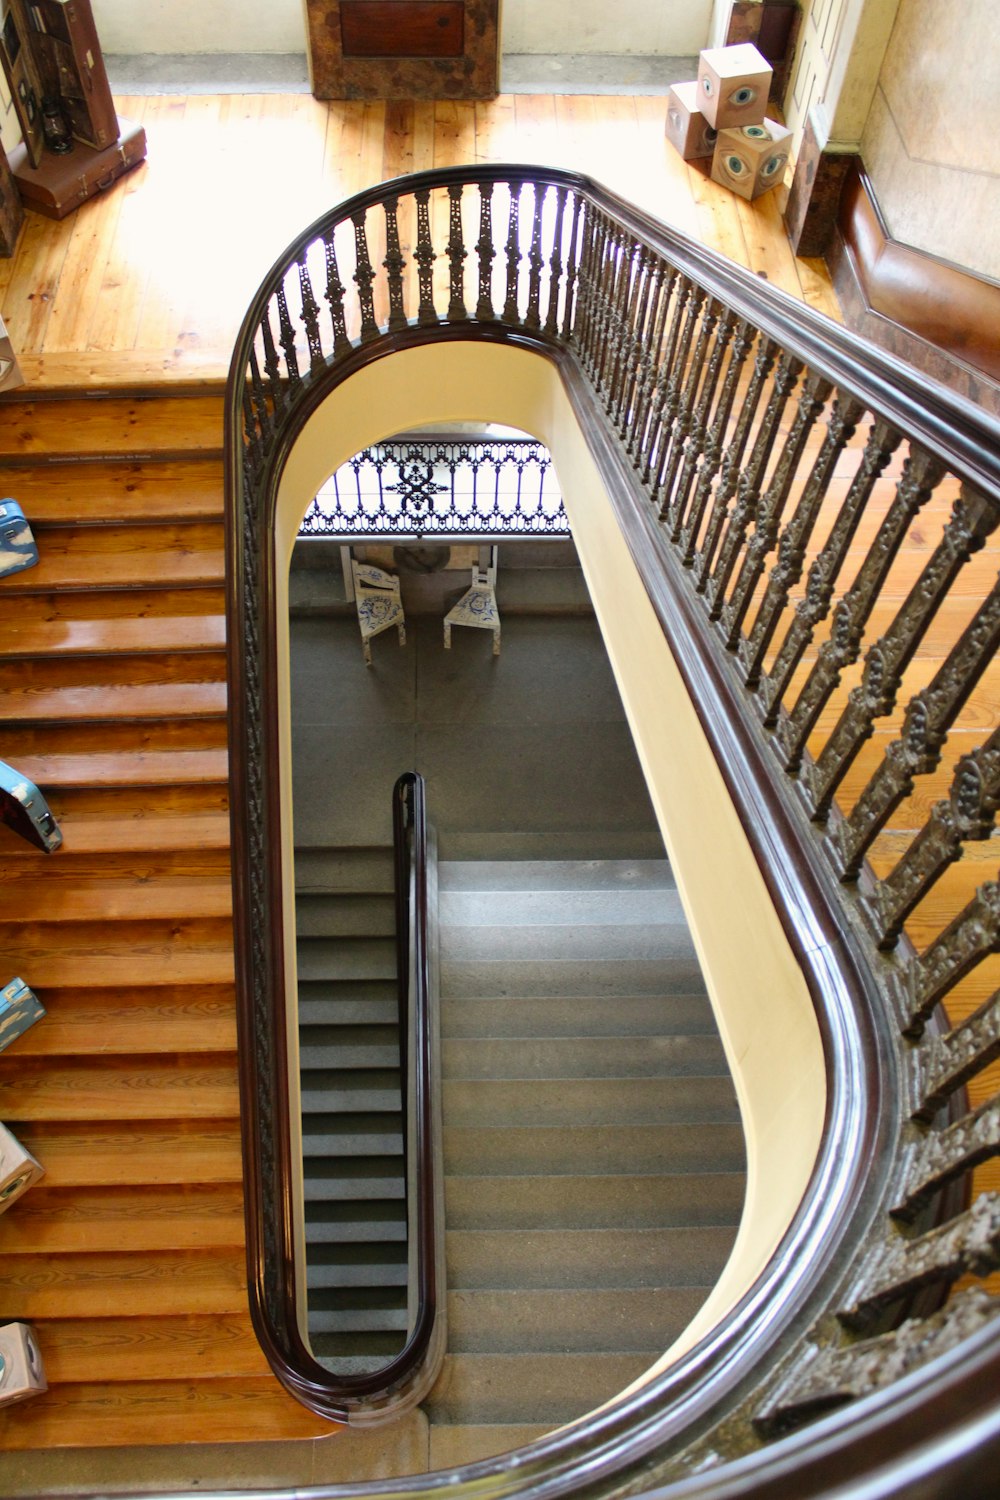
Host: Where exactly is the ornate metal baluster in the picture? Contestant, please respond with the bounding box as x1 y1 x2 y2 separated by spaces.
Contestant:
914 987 1000 1122
615 247 653 437
414 188 437 327
669 308 736 544
247 345 270 445
866 731 1000 950
656 295 719 527
474 181 496 321
694 333 778 592
679 319 753 566
607 241 646 427
524 182 546 331
351 209 379 343
383 195 408 333
641 274 693 488
627 261 672 466
297 255 325 373
901 877 1000 1038
594 225 628 401
570 205 601 369
259 308 285 418
732 392 862 690
838 575 1000 880
704 351 803 618
274 282 301 391
761 418 902 726
774 445 945 774
446 183 468 322
322 228 352 359
649 285 708 511
502 183 523 326
544 185 568 337
561 191 584 340
838 1194 1000 1334
754 1289 1000 1440
241 384 260 476
803 486 1000 821
892 1095 1000 1223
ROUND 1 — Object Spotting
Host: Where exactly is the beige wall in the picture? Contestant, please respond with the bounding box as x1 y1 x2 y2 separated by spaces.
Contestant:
274 340 827 1373
861 0 1000 282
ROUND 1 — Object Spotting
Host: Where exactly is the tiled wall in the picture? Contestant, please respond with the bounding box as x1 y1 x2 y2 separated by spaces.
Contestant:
861 0 999 281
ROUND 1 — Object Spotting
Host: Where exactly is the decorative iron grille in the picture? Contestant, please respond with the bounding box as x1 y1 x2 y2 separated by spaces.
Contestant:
298 437 569 537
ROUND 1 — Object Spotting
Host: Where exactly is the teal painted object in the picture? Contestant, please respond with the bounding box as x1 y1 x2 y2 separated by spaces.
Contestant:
0 978 45 1053
0 757 62 851
0 500 38 578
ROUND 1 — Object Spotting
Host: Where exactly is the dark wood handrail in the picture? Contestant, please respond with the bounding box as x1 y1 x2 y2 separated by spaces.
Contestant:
224 163 1000 1491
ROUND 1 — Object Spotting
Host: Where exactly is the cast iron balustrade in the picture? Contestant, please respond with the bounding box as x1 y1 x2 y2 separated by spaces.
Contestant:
225 165 1000 1491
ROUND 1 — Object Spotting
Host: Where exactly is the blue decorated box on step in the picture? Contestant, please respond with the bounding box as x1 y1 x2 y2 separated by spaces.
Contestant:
0 500 38 579
0 979 45 1053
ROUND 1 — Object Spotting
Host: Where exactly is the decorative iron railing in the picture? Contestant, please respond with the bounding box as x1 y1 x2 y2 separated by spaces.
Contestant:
299 436 568 537
225 164 1000 1493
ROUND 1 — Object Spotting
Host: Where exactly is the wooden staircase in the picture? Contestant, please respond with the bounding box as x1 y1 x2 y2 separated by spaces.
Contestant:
0 392 332 1448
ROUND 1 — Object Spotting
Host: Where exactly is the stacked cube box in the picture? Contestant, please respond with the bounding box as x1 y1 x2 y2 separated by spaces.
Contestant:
0 1122 44 1214
0 1323 47 1407
0 978 45 1054
711 118 792 200
697 42 772 131
665 81 719 161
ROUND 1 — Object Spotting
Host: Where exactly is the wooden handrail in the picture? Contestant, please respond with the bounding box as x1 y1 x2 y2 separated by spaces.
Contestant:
225 164 1000 1489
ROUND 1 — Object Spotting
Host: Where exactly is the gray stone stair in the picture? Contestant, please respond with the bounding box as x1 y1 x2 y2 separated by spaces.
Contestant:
426 855 746 1448
295 844 408 1370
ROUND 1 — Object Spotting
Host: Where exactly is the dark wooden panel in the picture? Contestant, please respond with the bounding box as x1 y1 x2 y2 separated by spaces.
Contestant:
341 1 464 58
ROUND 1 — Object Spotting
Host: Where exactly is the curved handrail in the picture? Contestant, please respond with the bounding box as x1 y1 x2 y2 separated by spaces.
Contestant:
225 163 1000 1488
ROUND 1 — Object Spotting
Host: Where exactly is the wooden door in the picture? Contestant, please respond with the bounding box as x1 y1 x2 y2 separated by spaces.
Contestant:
304 0 499 100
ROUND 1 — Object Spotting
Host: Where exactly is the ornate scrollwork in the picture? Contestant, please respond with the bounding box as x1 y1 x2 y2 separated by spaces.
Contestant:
893 1093 1000 1221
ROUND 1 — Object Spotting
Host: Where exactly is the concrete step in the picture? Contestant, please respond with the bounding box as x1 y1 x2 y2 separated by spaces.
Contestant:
439 832 668 862
299 1027 401 1070
443 1077 738 1128
297 938 397 982
424 1353 658 1426
304 1201 406 1244
446 1227 734 1290
438 859 676 894
441 1035 727 1080
299 991 400 1027
447 1286 707 1352
441 957 706 999
301 1078 401 1114
439 922 697 963
440 992 715 1038
444 1173 746 1230
295 893 396 938
314 1349 406 1376
444 1123 745 1177
428 1424 554 1470
293 846 394 891
307 1246 408 1290
302 1160 405 1200
300 1114 403 1156
439 888 683 928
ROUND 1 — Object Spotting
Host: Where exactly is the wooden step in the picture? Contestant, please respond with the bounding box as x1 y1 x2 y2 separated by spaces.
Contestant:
0 942 234 989
0 810 230 857
0 652 227 691
0 615 225 658
0 681 227 725
0 1185 246 1253
1 720 230 759
0 523 224 592
1 1248 246 1318
0 396 224 461
15 1121 243 1187
9 458 224 526
0 586 226 624
0 876 233 922
12 749 228 789
29 1314 267 1383
0 1056 239 1120
5 986 236 1055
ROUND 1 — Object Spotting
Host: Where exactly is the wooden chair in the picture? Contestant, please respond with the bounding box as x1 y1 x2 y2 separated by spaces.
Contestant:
443 546 500 656
351 558 406 666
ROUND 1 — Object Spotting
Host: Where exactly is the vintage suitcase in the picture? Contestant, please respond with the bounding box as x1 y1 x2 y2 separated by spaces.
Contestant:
0 757 62 850
0 500 38 576
20 0 119 150
9 116 146 219
0 978 46 1053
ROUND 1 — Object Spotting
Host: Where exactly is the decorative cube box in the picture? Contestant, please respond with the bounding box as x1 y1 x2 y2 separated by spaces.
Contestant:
697 43 772 130
665 81 719 161
0 978 45 1054
0 1323 47 1407
0 1122 44 1213
711 118 792 200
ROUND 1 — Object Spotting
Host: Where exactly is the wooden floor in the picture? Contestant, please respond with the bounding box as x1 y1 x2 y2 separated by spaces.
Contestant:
0 92 839 391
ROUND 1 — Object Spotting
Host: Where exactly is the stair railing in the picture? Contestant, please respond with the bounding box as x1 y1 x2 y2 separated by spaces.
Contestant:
225 165 1000 1491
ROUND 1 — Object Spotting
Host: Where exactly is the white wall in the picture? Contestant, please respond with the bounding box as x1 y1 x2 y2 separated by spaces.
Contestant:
91 0 710 57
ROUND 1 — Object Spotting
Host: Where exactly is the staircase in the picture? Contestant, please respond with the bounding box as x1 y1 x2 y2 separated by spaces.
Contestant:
424 856 746 1468
0 391 328 1448
295 843 408 1371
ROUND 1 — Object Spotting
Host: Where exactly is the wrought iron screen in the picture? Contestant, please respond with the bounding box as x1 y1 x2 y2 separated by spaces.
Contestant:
298 437 568 537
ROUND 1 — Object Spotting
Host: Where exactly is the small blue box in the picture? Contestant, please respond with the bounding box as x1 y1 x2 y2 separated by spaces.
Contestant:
0 501 38 579
0 979 45 1053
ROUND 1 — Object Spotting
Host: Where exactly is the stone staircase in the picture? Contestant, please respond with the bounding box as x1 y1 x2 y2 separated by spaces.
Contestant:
424 855 746 1468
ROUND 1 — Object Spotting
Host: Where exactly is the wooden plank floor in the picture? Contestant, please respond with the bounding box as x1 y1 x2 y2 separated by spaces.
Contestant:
0 92 840 391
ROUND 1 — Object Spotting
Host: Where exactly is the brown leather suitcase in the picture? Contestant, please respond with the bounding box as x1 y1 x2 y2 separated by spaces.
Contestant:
9 117 146 219
23 0 118 149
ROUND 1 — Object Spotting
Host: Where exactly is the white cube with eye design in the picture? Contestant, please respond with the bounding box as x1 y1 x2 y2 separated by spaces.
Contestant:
0 1121 43 1214
0 1323 47 1407
697 43 772 130
711 118 792 200
665 81 719 161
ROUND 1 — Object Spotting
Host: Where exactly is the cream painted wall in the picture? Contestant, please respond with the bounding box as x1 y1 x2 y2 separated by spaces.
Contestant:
272 340 827 1375
90 0 710 57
